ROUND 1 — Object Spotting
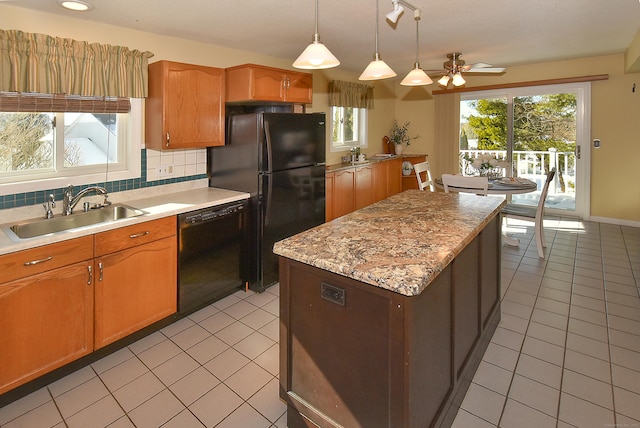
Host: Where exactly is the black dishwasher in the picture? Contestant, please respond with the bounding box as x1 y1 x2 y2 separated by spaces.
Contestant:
177 200 248 315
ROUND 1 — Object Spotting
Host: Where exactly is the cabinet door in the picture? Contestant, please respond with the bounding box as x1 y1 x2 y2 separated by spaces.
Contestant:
226 64 312 103
284 72 313 103
372 162 388 203
147 61 225 150
0 262 93 395
94 236 177 349
387 159 403 196
326 172 335 222
355 165 374 210
333 169 355 218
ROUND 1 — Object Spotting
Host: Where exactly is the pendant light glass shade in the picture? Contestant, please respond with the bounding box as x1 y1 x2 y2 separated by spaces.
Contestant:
359 0 396 80
360 53 397 80
293 34 340 69
293 0 340 70
400 11 432 86
401 63 432 86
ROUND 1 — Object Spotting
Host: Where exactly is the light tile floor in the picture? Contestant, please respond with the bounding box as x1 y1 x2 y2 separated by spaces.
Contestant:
0 217 638 428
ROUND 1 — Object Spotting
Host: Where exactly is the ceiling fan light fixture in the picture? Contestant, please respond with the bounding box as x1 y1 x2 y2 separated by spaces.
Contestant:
293 0 339 70
360 0 396 80
360 53 397 80
57 0 93 11
452 72 466 86
437 74 450 86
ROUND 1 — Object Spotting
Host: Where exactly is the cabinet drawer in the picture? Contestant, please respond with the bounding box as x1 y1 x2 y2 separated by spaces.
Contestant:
0 236 94 284
95 216 176 256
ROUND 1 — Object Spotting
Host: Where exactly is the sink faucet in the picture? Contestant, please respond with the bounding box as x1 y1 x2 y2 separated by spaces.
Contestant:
62 184 110 215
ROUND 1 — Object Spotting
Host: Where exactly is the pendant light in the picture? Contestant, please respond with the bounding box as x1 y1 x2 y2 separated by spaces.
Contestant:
400 10 432 86
293 0 340 69
359 0 397 80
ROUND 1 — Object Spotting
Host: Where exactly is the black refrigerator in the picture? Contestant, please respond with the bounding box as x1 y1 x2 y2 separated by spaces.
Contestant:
209 112 326 292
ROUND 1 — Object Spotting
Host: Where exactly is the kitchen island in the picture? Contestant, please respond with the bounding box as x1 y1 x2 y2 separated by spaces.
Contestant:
273 190 505 428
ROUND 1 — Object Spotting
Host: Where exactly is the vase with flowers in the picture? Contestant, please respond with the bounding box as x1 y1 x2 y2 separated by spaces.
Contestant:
388 120 419 155
463 153 510 179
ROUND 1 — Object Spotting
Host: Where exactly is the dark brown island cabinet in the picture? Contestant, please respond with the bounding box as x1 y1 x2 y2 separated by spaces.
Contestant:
273 190 505 428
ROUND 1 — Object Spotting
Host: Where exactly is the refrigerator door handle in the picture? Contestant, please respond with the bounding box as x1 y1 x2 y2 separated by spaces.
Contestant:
261 173 273 226
264 119 273 174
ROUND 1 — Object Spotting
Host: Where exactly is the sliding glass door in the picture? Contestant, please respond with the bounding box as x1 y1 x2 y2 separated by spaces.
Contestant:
460 83 591 218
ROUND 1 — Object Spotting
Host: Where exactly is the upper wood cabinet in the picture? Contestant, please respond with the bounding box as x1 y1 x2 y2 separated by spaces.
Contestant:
226 64 313 104
146 60 225 150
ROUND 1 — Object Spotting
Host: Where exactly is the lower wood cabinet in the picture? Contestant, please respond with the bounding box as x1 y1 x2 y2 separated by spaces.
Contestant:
354 164 374 210
326 159 403 221
94 217 177 348
0 216 178 395
0 237 94 395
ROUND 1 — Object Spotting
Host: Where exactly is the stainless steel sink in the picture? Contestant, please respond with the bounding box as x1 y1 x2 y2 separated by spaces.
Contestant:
4 204 145 241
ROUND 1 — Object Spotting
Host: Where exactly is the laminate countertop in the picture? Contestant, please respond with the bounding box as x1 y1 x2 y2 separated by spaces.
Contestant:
0 185 249 255
273 190 505 296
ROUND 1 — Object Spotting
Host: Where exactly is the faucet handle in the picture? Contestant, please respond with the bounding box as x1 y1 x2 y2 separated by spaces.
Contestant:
42 194 55 219
102 194 112 206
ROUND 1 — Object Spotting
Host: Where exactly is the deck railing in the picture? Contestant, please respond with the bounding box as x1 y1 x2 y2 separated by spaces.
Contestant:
460 149 576 196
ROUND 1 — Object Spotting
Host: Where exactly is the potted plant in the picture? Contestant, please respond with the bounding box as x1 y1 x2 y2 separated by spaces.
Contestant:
388 120 418 155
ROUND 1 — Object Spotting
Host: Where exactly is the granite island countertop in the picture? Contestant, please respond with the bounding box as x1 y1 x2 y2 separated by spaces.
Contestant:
273 190 505 296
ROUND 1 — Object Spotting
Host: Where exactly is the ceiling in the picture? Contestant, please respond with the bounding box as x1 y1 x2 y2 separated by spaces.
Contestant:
2 0 640 77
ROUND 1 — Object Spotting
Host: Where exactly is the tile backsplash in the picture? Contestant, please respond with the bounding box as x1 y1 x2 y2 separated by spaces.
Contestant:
0 148 208 210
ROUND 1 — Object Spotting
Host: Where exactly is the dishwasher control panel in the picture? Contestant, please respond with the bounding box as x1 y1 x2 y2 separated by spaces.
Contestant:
180 202 245 225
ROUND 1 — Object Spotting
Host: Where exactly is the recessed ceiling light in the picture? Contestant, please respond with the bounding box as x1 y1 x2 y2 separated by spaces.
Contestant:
57 0 94 11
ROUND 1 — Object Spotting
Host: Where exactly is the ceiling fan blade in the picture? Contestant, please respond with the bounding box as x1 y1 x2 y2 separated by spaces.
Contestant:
425 69 447 76
465 67 506 73
469 62 493 69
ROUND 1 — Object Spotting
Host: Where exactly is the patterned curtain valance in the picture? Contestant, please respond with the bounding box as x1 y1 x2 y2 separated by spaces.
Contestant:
328 80 374 109
0 29 154 98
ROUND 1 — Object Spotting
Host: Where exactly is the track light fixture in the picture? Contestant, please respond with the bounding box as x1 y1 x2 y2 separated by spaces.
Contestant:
293 0 340 69
385 0 404 24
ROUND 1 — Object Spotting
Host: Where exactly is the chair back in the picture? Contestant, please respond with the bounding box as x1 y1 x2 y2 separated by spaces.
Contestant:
413 161 434 192
441 174 489 196
535 168 556 217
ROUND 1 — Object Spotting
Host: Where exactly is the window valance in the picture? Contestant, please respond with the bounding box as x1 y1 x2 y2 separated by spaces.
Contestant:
328 80 374 109
0 29 154 98
0 91 130 113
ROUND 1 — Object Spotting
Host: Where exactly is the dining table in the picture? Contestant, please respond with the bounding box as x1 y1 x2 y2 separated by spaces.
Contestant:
434 176 538 246
434 176 538 195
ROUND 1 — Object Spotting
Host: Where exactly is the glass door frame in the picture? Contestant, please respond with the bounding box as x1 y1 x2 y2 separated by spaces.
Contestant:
460 82 591 219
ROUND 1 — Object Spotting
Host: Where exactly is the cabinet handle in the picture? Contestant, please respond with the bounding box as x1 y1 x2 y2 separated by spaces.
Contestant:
87 265 93 285
23 256 53 266
98 262 104 281
129 231 150 239
166 132 170 147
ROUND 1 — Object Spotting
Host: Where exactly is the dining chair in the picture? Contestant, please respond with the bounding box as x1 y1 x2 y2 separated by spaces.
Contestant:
441 174 489 196
413 161 434 192
502 168 556 258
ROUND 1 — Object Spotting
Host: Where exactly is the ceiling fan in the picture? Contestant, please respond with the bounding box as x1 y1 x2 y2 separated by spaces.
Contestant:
427 53 506 88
